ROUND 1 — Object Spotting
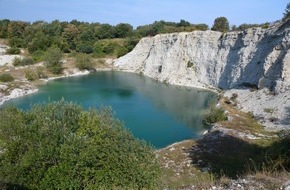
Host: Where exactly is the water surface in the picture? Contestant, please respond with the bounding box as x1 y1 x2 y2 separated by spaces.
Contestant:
3 71 216 148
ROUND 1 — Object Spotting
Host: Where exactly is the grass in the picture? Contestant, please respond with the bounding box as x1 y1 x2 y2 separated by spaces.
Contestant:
157 96 289 189
157 140 217 189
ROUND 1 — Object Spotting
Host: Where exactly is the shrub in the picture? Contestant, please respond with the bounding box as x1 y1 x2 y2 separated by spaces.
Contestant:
12 57 35 66
21 57 35 65
36 66 46 78
25 69 38 81
0 73 14 82
12 57 22 66
0 101 160 189
6 47 20 54
75 53 94 70
211 17 230 33
44 47 63 74
32 50 45 62
203 107 227 125
187 60 193 68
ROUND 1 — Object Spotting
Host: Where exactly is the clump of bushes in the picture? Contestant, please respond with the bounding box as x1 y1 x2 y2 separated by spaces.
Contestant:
12 57 35 66
6 47 20 54
0 101 160 189
75 53 94 70
0 73 14 82
25 69 38 81
44 47 63 74
203 106 228 125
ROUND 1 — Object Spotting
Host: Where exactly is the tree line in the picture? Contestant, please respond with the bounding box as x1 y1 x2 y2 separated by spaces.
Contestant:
0 19 209 56
0 17 276 58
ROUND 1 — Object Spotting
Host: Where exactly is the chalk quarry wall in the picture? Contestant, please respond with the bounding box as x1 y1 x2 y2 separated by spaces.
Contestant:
115 20 290 93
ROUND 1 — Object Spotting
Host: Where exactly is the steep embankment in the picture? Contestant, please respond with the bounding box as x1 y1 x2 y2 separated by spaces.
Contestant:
115 20 290 130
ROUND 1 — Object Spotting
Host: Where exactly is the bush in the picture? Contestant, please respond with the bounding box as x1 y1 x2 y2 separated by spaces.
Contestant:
0 73 14 82
25 69 38 81
36 66 46 78
32 50 45 62
44 47 63 74
12 57 35 67
75 53 94 70
203 107 227 125
0 101 160 189
6 47 20 54
211 17 230 33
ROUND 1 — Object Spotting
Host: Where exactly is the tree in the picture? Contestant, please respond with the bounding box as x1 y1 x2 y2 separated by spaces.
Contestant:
44 47 63 74
178 19 191 27
115 23 133 38
0 101 160 189
94 23 115 39
211 16 230 32
283 3 290 21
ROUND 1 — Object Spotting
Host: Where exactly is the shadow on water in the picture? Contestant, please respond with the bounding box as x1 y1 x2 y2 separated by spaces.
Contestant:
189 131 290 178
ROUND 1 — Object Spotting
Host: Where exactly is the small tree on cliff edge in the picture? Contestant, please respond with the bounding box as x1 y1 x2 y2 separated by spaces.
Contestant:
283 3 290 21
211 16 230 32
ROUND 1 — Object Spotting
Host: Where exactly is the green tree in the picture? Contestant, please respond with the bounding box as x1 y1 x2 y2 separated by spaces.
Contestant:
94 23 115 39
62 24 79 50
75 53 94 70
178 19 191 27
0 101 160 189
211 16 230 32
283 3 290 20
115 23 133 38
27 32 52 53
44 47 63 74
0 19 10 38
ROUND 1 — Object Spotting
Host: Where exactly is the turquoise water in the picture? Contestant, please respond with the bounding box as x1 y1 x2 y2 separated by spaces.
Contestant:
2 71 216 148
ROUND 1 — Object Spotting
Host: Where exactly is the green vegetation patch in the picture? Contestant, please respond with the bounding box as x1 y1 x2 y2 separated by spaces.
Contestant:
0 101 160 189
0 73 14 82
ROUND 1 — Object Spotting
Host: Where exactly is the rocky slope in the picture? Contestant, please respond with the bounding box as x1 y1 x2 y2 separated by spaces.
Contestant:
115 20 290 92
115 20 290 130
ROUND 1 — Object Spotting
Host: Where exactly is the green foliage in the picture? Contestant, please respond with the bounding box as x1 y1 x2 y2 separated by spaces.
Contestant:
211 17 230 33
0 19 10 38
12 57 35 67
94 23 115 39
93 40 117 57
187 60 193 68
5 47 20 54
44 47 63 74
203 107 227 125
115 23 133 38
0 101 160 189
32 50 45 62
27 32 52 54
0 73 14 82
283 3 290 21
25 69 38 81
232 23 270 31
76 42 94 54
75 53 94 70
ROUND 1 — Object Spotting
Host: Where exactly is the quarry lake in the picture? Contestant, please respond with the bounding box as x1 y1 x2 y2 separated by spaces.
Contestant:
3 71 217 148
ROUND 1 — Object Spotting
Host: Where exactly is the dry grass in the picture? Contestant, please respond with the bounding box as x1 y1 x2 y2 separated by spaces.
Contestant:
157 140 216 189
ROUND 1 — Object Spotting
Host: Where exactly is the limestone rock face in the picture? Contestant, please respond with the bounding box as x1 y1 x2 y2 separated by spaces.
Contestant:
115 20 290 92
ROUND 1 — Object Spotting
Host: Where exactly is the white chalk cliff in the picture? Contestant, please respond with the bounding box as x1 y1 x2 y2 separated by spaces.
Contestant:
115 20 290 93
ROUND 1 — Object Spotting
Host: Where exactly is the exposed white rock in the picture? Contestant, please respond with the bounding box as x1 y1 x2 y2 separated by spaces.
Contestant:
0 44 24 66
115 20 290 130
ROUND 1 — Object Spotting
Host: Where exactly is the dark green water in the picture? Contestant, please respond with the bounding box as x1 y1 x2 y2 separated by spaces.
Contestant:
2 71 216 148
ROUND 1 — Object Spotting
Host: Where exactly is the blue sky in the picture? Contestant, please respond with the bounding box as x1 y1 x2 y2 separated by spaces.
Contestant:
0 0 287 27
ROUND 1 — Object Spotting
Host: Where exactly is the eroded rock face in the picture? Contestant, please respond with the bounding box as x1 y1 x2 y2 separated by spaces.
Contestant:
115 20 290 93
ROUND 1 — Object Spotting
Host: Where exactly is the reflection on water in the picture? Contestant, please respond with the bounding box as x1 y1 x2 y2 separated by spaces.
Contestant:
2 71 217 148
